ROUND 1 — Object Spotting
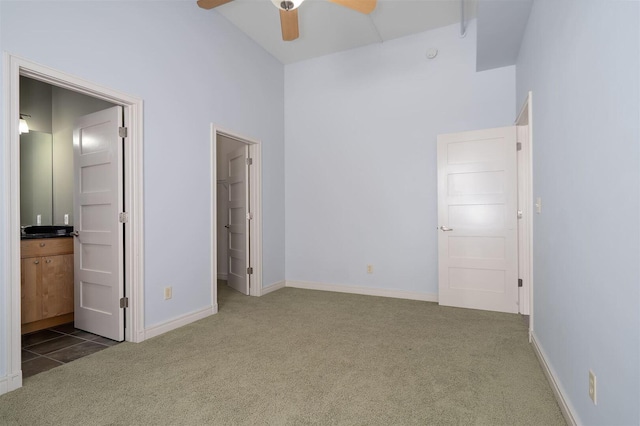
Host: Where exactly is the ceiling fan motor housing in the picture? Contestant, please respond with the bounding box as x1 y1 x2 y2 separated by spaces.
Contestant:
271 0 303 11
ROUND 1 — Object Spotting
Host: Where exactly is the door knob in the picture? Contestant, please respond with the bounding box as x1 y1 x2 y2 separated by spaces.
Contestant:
439 226 454 232
71 231 79 237
224 224 230 229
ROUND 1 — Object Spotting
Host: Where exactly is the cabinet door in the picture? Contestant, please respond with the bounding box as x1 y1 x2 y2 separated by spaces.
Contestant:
21 258 42 324
42 254 74 319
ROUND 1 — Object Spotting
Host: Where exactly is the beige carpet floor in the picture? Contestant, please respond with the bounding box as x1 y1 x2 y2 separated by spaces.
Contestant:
0 284 564 425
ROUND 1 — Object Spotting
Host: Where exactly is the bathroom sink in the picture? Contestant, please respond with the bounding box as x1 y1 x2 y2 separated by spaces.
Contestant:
22 225 73 238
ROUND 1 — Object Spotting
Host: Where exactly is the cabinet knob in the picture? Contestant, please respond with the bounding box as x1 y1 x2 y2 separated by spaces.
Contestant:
46 259 52 264
34 260 39 264
39 243 45 247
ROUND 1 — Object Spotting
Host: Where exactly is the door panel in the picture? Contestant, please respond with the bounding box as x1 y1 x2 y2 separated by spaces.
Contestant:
437 126 518 313
226 145 250 295
73 106 124 341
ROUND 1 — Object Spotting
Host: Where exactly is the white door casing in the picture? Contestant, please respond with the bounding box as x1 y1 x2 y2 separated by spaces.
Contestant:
226 145 250 295
437 126 518 314
73 106 124 341
4 55 144 394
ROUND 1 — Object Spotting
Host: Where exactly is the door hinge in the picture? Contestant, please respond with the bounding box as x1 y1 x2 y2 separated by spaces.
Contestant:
516 142 522 151
119 127 128 138
246 212 253 220
517 210 523 219
247 267 253 275
518 278 523 288
246 158 253 166
119 212 129 223
120 297 129 308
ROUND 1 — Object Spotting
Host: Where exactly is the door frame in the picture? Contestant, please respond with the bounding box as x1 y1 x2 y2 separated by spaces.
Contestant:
210 125 262 304
516 91 533 339
2 54 145 393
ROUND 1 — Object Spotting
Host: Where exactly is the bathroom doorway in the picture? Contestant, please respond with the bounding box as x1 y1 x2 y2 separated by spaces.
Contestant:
4 55 144 391
19 76 121 377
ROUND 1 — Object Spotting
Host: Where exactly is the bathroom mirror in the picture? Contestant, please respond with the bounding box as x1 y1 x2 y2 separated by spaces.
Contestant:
20 131 53 226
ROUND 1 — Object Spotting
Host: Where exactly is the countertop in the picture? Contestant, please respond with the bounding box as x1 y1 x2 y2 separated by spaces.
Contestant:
21 233 73 240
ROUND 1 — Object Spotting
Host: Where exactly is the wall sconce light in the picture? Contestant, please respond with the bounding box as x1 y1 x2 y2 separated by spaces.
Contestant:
19 114 30 135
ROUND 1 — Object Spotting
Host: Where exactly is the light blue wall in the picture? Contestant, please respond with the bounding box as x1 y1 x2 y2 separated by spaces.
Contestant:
516 1 639 424
476 0 532 72
284 21 515 295
0 1 285 378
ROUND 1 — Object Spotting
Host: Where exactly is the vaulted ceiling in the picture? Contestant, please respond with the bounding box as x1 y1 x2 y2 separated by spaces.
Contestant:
209 0 478 64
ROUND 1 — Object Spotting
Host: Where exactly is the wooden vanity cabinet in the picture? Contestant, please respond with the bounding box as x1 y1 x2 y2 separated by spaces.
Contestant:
21 238 74 334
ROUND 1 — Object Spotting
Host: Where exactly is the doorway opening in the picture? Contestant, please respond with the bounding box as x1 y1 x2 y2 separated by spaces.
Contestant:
435 94 533 330
19 76 121 378
3 54 144 393
211 127 262 310
515 91 533 340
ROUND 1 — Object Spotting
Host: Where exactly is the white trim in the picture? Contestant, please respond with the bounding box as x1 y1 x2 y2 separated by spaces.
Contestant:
142 305 217 341
262 280 286 295
0 371 22 395
3 52 22 394
210 125 263 308
216 273 229 281
285 280 439 302
515 91 534 339
2 54 145 395
531 333 579 426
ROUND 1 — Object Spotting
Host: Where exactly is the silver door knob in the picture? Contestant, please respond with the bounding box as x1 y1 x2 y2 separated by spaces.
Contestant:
439 226 454 232
71 231 79 237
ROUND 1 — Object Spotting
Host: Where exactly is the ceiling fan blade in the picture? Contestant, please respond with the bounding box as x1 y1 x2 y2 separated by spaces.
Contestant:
197 0 233 10
280 9 299 41
328 0 376 14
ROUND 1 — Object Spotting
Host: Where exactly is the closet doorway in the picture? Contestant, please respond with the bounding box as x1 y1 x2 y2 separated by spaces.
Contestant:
211 127 263 308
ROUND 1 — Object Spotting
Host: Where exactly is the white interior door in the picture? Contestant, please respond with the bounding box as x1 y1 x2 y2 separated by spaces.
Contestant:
226 145 250 295
437 126 518 313
73 106 124 341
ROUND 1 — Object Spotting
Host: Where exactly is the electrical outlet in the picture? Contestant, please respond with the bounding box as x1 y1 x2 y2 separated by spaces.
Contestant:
164 286 172 300
367 264 374 274
589 370 597 404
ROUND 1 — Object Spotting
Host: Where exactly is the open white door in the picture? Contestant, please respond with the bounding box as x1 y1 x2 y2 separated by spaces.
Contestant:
437 126 518 314
73 106 124 341
226 145 250 295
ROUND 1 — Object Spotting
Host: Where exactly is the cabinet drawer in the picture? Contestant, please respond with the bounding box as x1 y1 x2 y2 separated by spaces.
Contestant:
21 238 73 258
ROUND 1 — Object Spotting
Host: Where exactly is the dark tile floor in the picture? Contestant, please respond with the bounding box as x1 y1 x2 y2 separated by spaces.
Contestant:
21 323 120 379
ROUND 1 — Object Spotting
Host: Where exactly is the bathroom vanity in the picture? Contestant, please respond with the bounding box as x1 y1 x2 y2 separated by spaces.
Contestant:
21 234 74 334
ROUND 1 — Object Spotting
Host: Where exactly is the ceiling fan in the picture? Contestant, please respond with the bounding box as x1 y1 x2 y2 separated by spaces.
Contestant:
197 0 377 41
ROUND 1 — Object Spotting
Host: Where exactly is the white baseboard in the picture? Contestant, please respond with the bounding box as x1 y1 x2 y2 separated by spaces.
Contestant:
0 371 22 396
261 280 285 296
142 305 216 340
217 273 228 280
285 280 438 302
531 333 579 426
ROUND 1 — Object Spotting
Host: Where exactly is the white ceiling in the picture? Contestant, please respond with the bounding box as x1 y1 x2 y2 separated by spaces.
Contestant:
211 0 477 64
